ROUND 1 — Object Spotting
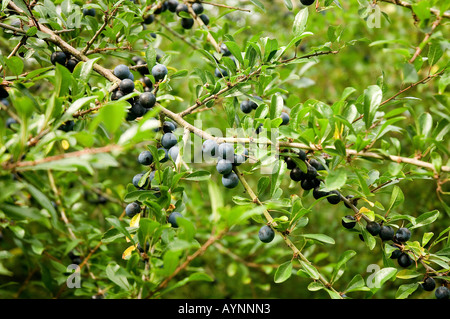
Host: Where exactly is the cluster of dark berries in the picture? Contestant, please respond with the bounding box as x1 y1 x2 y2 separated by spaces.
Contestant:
214 44 236 78
143 1 210 30
202 140 249 189
82 8 96 17
50 51 80 72
125 120 185 231
111 61 167 121
283 149 335 200
420 276 449 299
125 120 179 217
1 87 16 129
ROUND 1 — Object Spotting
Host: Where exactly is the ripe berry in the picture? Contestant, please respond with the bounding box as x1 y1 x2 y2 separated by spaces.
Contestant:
284 157 296 170
161 132 178 149
132 173 148 189
222 171 239 189
394 227 411 243
216 159 233 175
51 51 67 66
248 99 258 110
154 1 168 14
421 277 436 292
305 165 318 179
158 147 169 162
192 2 204 14
58 120 75 132
82 8 96 17
143 14 155 24
327 190 341 205
220 43 231 56
152 64 168 82
163 121 176 133
280 112 290 125
435 286 449 299
139 92 156 109
168 145 179 162
366 221 381 236
397 253 413 268
290 167 306 182
258 225 275 243
215 68 228 78
342 215 356 229
125 201 141 217
176 3 189 16
218 143 234 161
300 0 316 6
199 14 209 25
297 149 307 161
111 89 124 101
119 79 135 94
66 58 79 72
6 117 17 129
390 249 402 259
168 212 183 228
138 151 153 165
167 0 179 12
344 195 358 209
240 100 252 114
130 101 146 117
202 139 218 158
300 178 319 191
379 225 394 241
141 76 153 89
114 64 131 80
181 18 194 29
255 123 263 135
313 187 329 200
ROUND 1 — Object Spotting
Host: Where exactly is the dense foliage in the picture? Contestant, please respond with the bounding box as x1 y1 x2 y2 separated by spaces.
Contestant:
0 0 449 299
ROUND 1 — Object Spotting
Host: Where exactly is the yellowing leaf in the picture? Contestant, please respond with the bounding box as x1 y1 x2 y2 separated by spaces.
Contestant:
129 213 140 228
359 207 375 221
122 245 136 260
61 140 70 150
360 198 375 207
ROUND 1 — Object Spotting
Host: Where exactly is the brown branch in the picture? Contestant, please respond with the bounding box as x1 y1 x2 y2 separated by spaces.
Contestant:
146 228 228 298
183 0 221 52
409 17 442 64
81 6 120 55
378 0 450 19
2 144 123 171
233 166 342 298
158 19 200 51
187 0 251 12
352 68 446 124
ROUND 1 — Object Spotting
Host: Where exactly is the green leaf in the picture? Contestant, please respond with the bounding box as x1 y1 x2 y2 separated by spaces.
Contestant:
105 263 130 290
224 41 243 65
292 8 308 38
410 210 439 229
331 250 356 283
274 261 293 283
6 56 24 76
363 85 382 129
325 168 347 190
428 41 443 66
249 0 265 11
395 283 419 299
183 170 211 181
369 267 397 293
298 260 320 280
300 233 335 245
